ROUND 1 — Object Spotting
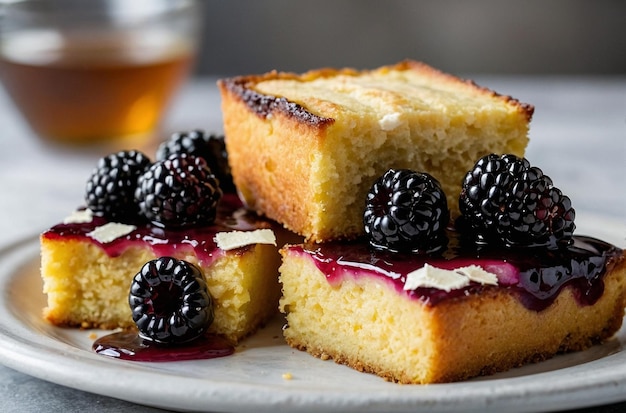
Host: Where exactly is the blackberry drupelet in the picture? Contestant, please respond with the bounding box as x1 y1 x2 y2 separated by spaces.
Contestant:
85 150 151 222
459 153 575 249
156 130 235 193
129 257 214 344
136 153 223 228
364 169 449 253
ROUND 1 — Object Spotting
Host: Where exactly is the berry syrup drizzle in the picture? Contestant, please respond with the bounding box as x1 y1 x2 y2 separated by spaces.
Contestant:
42 195 267 267
93 330 234 362
292 233 623 311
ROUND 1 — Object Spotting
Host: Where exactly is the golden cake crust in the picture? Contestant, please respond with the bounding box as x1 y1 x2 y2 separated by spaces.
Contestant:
41 233 282 344
219 60 534 242
219 60 534 127
279 247 626 384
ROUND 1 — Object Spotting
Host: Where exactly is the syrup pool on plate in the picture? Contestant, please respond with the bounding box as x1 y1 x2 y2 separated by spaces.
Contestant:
93 330 235 362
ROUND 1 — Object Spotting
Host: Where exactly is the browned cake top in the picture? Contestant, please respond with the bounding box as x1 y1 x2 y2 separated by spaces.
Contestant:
218 60 534 127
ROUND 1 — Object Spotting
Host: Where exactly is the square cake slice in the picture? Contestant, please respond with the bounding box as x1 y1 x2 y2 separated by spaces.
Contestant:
218 60 533 242
279 238 626 384
41 196 282 344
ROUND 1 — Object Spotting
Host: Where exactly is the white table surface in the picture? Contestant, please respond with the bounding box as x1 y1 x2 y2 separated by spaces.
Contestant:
0 75 625 412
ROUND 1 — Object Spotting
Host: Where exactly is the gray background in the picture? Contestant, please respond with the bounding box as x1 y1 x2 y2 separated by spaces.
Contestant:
194 0 626 76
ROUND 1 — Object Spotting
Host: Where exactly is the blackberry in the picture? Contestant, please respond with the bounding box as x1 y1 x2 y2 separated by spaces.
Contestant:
459 153 575 249
129 257 214 344
136 153 223 228
156 130 235 193
85 150 151 222
364 169 449 253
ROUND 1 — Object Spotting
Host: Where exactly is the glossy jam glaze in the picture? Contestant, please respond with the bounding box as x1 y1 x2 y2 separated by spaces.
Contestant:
41 195 269 266
93 329 234 362
291 234 624 311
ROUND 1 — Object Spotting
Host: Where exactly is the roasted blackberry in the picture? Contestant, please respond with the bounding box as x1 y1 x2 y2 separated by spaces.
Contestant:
364 169 449 253
136 153 222 228
129 257 214 344
459 153 575 249
85 150 151 222
156 130 235 193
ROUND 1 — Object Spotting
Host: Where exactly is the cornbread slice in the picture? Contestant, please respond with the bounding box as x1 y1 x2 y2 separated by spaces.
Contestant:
219 60 534 242
279 239 626 384
41 198 284 344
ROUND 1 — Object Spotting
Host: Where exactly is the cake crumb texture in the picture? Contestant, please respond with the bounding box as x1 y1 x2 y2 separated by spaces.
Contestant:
41 236 282 343
219 60 534 242
279 248 626 384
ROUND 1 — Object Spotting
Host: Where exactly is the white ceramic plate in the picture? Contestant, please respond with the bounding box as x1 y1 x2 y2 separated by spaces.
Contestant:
0 214 625 413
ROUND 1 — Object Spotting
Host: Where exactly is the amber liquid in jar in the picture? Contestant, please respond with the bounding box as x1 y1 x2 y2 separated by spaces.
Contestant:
0 30 193 145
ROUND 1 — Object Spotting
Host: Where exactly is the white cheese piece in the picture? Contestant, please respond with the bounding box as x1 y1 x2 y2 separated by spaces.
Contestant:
457 265 498 286
63 209 93 224
404 264 499 292
87 222 136 243
404 264 470 292
378 112 402 131
214 229 276 250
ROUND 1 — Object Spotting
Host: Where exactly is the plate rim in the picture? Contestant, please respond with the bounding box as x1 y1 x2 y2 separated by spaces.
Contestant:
0 214 625 413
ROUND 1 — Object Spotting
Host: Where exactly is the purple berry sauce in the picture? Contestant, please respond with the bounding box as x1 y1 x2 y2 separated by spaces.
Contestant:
290 234 624 311
42 195 269 267
93 330 234 362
